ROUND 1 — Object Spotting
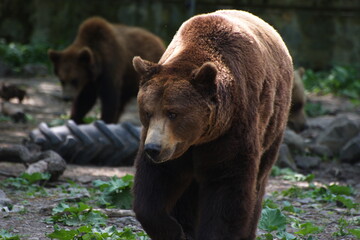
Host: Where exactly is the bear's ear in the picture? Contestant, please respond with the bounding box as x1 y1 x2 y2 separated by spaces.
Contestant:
191 62 217 96
78 47 94 66
48 49 61 64
133 56 159 80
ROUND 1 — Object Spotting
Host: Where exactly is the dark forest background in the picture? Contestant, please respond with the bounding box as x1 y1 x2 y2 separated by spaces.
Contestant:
0 0 360 70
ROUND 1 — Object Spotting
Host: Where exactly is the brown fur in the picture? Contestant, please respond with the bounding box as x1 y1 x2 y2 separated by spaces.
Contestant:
133 10 293 240
48 17 165 123
288 67 307 132
0 83 26 103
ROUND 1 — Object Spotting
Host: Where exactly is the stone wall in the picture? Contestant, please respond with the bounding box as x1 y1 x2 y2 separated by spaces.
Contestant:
0 0 359 69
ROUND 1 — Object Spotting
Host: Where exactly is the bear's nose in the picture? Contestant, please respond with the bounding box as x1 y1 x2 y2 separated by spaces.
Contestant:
144 143 161 161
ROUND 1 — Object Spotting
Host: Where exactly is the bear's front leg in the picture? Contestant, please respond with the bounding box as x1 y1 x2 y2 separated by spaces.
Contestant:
196 164 258 240
133 153 193 240
98 82 121 123
71 83 97 124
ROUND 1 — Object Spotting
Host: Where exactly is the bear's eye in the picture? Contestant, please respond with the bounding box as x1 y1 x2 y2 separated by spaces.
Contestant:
145 111 152 119
167 111 177 120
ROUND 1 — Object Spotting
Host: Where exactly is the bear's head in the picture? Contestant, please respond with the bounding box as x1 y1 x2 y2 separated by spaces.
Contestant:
288 68 307 132
48 47 97 101
133 56 218 163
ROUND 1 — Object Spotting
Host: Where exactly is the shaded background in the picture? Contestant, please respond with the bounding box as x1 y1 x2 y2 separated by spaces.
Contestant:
0 0 359 70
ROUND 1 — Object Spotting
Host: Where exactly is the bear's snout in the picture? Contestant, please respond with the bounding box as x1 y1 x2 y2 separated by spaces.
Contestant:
144 143 161 162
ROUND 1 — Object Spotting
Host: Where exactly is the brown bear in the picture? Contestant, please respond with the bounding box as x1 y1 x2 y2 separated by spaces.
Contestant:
132 10 293 240
48 17 165 123
288 67 307 132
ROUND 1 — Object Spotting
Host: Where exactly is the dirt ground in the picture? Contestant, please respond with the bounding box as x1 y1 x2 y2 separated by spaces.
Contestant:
0 77 359 239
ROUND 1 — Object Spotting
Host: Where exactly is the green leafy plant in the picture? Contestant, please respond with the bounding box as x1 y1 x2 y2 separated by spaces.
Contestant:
258 207 297 240
271 166 315 183
348 228 360 239
332 217 360 239
304 102 328 117
333 217 351 237
294 222 323 236
0 229 22 240
47 225 149 240
0 40 51 74
303 66 360 103
0 172 50 196
48 113 99 127
281 201 302 214
259 207 287 232
0 116 12 123
280 183 358 210
93 175 134 209
46 202 107 227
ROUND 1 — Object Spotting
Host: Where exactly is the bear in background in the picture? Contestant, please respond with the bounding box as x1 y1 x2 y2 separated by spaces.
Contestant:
132 10 293 240
48 17 165 123
288 67 307 132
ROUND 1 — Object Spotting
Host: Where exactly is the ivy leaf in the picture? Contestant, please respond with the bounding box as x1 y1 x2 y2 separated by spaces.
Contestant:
276 230 296 240
46 228 77 240
335 195 358 209
0 229 21 240
263 198 279 209
47 225 149 240
348 228 360 239
294 222 322 235
20 172 51 184
328 185 353 196
282 201 302 214
52 202 70 214
48 202 107 226
93 175 134 209
259 207 287 232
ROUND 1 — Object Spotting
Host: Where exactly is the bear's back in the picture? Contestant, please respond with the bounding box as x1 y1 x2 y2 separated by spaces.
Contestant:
115 25 165 63
160 10 291 77
76 17 119 46
76 17 164 64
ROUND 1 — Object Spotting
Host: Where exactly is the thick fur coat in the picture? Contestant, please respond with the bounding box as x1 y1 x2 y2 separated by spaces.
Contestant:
132 10 293 240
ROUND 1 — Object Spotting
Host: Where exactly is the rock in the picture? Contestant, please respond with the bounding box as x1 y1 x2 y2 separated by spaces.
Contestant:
316 116 360 155
283 128 306 153
339 135 360 163
308 144 333 158
276 144 298 171
25 150 66 181
300 115 336 142
0 144 36 163
0 102 27 123
26 160 48 174
0 189 12 207
294 155 321 170
306 115 335 130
